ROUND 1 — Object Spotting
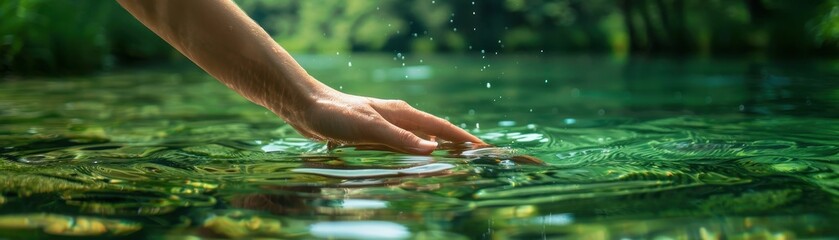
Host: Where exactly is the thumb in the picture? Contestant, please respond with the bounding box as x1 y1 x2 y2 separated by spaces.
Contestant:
370 123 438 155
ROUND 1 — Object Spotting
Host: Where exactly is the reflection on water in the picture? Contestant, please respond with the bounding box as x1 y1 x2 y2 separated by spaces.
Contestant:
0 55 837 238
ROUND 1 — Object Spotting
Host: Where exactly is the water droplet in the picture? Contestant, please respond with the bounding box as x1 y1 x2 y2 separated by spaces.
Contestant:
498 40 502 44
348 61 352 67
486 82 491 88
430 37 433 41
481 49 485 54
472 1 475 5
468 45 472 50
739 104 745 111
413 33 418 37
432 0 435 3
544 79 548 83
419 59 423 63
336 51 340 55
402 63 406 66
339 86 343 90
472 11 476 15
540 50 544 53
450 19 454 23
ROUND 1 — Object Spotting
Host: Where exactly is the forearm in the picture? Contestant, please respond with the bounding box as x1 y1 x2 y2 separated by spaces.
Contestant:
116 0 326 119
118 0 482 153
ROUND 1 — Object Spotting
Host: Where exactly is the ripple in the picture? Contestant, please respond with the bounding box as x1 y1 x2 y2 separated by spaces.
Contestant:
309 221 410 240
292 163 455 178
62 190 216 216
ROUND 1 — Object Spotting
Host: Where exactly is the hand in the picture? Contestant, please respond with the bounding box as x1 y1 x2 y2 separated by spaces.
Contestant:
117 1 480 155
278 86 483 155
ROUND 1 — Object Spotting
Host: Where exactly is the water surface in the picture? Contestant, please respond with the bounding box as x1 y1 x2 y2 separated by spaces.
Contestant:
0 54 837 239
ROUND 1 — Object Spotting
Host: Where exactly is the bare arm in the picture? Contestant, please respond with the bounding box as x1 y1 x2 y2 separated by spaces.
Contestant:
117 0 483 154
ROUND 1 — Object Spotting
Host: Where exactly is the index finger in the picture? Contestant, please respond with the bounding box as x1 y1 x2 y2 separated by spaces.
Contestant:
374 102 483 144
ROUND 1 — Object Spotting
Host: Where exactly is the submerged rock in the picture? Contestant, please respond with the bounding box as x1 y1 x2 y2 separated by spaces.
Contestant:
201 211 283 238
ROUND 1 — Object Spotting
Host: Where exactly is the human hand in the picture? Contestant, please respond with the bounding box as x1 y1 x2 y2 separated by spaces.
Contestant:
117 0 482 154
277 86 484 155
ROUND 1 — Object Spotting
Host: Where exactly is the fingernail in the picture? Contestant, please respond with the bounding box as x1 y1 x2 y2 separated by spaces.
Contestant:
419 140 438 149
408 140 438 154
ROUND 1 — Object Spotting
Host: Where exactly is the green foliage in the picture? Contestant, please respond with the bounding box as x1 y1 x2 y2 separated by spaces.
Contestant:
0 0 837 76
0 0 170 75
812 0 839 46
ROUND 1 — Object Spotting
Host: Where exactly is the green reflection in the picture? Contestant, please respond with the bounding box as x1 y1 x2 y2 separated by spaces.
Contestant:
0 55 837 238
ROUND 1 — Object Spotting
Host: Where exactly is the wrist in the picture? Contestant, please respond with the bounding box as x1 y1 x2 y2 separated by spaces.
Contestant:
267 74 334 122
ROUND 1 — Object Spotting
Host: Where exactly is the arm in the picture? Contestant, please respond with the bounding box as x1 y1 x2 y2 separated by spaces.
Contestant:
117 0 483 154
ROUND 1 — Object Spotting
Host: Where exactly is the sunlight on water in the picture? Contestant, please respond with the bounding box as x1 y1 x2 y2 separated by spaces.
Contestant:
0 55 837 238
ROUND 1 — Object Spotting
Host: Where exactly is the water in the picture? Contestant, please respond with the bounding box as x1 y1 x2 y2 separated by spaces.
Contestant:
0 54 837 239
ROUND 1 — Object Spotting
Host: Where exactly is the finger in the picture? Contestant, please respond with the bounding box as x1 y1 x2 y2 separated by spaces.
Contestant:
374 101 483 144
367 120 438 155
351 143 401 152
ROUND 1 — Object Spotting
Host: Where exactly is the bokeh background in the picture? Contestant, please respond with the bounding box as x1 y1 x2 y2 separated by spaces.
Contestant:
1 0 838 76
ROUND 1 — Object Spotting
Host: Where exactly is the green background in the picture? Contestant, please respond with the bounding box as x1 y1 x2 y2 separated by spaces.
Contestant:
2 0 838 75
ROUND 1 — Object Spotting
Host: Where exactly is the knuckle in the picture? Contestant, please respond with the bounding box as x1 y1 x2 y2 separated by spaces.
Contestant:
398 131 417 145
390 100 410 108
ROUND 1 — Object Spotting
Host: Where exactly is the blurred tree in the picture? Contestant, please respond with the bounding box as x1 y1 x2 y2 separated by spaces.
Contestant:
1 0 172 75
812 0 839 47
1 0 836 76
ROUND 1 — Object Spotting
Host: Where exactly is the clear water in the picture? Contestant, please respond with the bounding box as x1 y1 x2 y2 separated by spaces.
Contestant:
0 54 837 239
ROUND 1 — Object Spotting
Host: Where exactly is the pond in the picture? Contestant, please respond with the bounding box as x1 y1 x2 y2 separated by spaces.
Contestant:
0 54 837 239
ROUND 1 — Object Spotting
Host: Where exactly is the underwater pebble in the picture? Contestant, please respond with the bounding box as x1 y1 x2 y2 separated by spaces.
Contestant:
202 212 282 238
0 213 140 236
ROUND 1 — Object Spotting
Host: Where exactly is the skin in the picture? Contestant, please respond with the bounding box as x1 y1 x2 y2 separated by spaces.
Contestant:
117 0 483 154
